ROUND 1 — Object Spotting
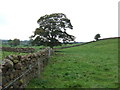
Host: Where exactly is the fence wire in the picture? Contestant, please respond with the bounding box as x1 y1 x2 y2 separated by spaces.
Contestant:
2 48 52 89
2 60 39 89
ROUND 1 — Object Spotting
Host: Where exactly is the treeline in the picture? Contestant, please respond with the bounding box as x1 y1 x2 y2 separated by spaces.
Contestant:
2 39 82 47
2 39 30 46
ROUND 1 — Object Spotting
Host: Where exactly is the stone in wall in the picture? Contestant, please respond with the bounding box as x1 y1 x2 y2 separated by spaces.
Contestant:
2 48 52 89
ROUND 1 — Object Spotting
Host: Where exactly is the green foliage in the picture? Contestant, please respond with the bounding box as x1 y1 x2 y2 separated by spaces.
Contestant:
31 13 75 48
27 38 119 88
94 34 101 41
28 39 34 46
8 39 13 46
8 38 20 46
13 38 20 46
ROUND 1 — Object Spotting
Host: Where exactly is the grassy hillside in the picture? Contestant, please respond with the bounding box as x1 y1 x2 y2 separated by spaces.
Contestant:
27 38 119 88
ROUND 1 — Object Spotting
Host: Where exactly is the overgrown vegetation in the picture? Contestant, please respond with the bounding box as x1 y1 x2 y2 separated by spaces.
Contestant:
27 38 119 88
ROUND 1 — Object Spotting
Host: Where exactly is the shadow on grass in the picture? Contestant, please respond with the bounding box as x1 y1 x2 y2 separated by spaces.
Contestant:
54 50 64 52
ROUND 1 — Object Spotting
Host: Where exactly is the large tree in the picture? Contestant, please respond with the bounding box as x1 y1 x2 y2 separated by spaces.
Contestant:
31 13 75 48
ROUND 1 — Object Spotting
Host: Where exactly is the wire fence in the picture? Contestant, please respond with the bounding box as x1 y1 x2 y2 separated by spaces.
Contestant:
2 48 53 89
3 61 38 89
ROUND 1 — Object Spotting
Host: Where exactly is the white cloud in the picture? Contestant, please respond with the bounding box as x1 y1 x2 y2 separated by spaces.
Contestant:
0 0 119 41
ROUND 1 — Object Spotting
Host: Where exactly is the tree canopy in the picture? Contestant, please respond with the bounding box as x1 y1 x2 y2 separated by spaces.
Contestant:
8 38 20 46
94 34 101 41
30 13 75 48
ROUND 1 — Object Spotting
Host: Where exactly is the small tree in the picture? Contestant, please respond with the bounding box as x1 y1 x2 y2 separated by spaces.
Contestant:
8 39 13 46
13 38 20 46
31 13 75 48
8 39 20 46
94 34 101 41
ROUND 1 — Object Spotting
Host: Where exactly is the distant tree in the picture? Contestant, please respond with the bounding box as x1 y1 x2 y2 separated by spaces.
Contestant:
8 39 20 46
30 13 75 48
29 38 36 46
13 38 20 46
8 39 13 46
94 34 101 41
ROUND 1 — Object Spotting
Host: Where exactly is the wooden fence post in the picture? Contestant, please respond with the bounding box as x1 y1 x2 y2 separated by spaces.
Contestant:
48 48 51 57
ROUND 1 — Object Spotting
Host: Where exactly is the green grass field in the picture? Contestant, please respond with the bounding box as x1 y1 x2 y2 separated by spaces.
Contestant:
26 38 119 88
1 45 46 59
1 43 81 59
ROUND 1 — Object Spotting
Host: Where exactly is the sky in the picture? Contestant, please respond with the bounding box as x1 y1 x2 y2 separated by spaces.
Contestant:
0 0 119 42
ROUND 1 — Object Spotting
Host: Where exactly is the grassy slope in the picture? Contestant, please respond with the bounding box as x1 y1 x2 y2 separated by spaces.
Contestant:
27 38 118 88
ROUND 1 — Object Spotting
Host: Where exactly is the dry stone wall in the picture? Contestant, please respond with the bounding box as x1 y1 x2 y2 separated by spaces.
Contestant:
1 47 35 53
1 48 53 89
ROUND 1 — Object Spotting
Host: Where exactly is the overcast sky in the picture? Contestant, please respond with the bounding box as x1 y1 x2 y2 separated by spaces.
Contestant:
0 0 119 42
